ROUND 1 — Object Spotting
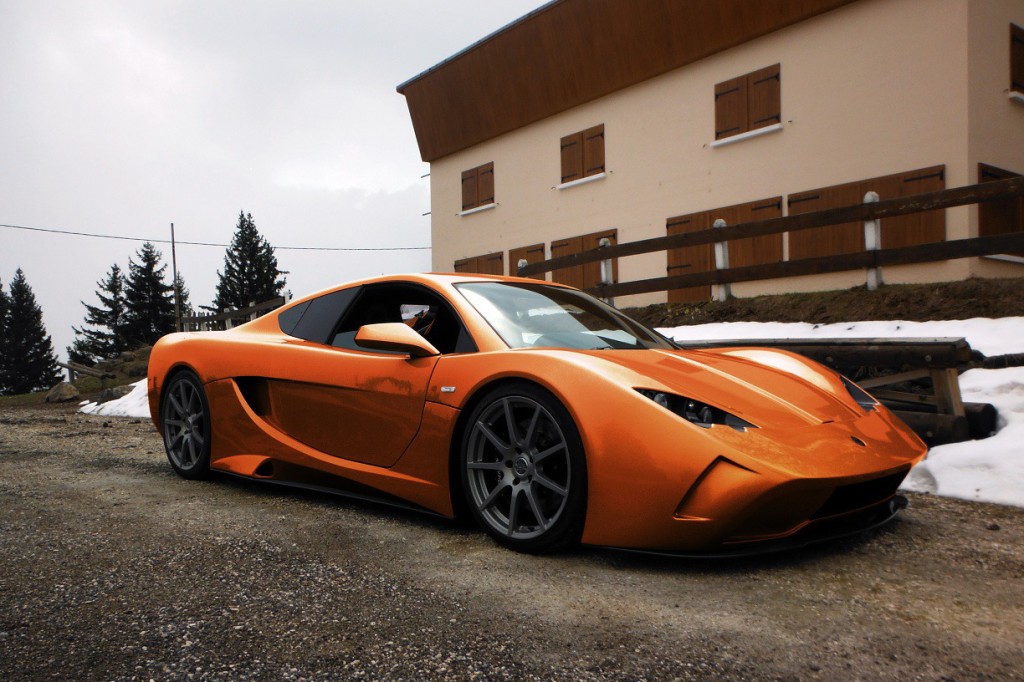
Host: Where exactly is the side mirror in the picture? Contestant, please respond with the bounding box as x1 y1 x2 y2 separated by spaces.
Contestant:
355 323 440 358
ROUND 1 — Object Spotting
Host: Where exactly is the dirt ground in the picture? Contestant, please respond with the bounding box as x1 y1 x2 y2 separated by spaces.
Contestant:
625 277 1024 329
1 404 1023 681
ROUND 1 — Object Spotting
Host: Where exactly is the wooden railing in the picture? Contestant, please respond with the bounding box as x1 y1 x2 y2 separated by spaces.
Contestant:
516 176 1024 299
181 296 287 332
58 361 115 384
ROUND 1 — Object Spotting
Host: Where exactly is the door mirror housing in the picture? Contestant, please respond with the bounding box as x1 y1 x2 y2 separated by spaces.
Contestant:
355 323 440 358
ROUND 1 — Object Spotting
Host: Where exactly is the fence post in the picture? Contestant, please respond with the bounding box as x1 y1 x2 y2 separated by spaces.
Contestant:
863 191 881 290
713 218 731 302
598 237 615 305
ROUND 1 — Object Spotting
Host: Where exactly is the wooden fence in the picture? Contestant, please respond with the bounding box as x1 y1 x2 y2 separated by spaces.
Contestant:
516 176 1024 299
181 296 287 332
57 361 115 384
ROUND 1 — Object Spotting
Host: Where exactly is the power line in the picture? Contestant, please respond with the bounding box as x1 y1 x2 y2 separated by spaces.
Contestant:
0 222 431 252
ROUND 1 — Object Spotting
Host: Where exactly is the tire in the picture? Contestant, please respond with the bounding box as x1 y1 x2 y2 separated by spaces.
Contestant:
160 370 211 479
460 383 587 553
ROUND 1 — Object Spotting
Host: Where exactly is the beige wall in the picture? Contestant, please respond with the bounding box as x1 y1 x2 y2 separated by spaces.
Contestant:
430 0 1024 305
968 0 1024 278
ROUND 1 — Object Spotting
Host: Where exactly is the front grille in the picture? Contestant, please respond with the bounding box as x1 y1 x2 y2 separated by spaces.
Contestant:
812 469 909 520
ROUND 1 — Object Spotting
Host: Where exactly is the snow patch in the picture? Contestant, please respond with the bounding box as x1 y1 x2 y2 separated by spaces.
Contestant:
79 379 150 419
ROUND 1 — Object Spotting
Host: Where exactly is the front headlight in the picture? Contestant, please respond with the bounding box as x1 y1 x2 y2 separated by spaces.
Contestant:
841 377 877 412
636 389 757 432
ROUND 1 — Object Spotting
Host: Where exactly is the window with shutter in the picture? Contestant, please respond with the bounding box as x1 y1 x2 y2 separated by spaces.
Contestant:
978 163 1024 256
714 76 746 140
746 64 781 130
550 229 618 290
460 162 495 212
666 212 712 303
509 243 546 279
786 166 946 259
881 167 945 249
724 197 784 267
1012 24 1024 96
560 133 583 184
560 125 605 185
453 252 504 276
714 64 781 141
788 183 864 259
550 237 584 289
583 125 605 177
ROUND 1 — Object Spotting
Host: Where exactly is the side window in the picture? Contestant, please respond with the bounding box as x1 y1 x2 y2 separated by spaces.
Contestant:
715 64 780 140
328 284 477 355
282 287 360 343
461 162 495 211
560 124 604 184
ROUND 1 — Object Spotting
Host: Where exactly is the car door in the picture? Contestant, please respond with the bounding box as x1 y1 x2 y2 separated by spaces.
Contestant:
242 283 450 468
257 346 437 468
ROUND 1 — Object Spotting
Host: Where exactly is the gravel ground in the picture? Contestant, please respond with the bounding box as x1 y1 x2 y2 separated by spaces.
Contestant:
1 404 1022 681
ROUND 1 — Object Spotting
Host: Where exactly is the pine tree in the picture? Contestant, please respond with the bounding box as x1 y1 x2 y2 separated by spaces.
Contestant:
0 269 61 395
173 272 194 322
69 263 127 364
0 275 9 345
212 211 287 313
0 276 9 390
122 242 176 347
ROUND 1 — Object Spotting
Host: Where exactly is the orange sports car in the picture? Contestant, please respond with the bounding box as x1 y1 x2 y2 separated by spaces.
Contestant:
148 274 927 555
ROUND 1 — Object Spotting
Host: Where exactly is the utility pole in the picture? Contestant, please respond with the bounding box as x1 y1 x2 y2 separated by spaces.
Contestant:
171 222 181 332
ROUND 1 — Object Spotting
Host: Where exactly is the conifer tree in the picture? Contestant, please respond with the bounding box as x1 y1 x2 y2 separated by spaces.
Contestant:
69 263 127 364
173 272 194 322
212 211 287 313
122 242 176 347
0 269 61 394
0 275 9 347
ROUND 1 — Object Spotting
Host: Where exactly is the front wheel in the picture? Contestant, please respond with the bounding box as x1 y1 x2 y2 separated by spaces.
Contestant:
160 370 211 479
460 383 587 553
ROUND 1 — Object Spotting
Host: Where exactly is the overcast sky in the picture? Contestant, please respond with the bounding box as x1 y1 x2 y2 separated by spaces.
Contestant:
0 0 545 362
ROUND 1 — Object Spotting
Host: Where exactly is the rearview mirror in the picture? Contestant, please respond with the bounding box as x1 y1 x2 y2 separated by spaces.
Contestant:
355 323 440 358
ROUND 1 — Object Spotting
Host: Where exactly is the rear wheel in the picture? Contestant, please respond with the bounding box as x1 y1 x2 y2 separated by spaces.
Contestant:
161 370 211 479
460 383 587 553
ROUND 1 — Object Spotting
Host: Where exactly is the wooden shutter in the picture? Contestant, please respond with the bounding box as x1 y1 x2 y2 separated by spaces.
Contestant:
479 251 503 275
714 76 747 140
978 163 1024 256
582 229 617 290
454 257 476 273
726 197 783 267
454 252 503 275
667 212 712 303
509 244 545 279
582 125 605 178
550 237 584 288
1012 24 1024 93
560 132 583 183
461 163 494 211
477 162 494 205
787 182 864 260
747 64 781 131
877 166 945 249
461 169 478 211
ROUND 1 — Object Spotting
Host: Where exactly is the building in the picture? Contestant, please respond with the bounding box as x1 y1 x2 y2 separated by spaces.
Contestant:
398 0 1024 306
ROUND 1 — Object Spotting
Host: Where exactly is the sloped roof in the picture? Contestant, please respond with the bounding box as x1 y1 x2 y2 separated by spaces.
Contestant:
398 0 858 162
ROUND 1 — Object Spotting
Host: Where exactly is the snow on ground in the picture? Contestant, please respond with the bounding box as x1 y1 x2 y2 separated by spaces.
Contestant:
81 318 1024 508
79 379 150 419
659 317 1024 359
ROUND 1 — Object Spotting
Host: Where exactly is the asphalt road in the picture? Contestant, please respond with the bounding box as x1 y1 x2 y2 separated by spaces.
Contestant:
1 404 1022 681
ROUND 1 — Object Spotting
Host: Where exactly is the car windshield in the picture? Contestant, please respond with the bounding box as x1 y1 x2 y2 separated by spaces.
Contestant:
456 282 676 351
